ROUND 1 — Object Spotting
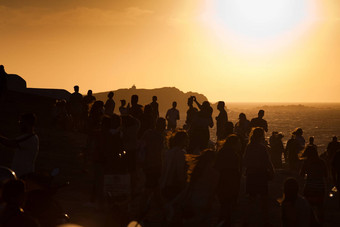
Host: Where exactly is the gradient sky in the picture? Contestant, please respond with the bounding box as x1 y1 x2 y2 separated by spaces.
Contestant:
1 0 340 102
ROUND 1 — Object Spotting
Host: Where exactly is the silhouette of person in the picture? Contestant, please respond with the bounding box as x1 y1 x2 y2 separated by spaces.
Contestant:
91 115 124 206
69 85 84 130
140 104 155 136
88 101 104 135
141 117 166 190
0 65 8 102
129 95 143 122
243 127 274 225
300 145 327 225
184 96 198 130
250 110 268 132
0 113 39 177
188 97 213 154
308 136 317 150
104 91 115 116
235 113 251 154
166 101 180 131
95 115 124 173
286 133 300 172
83 101 104 164
161 130 188 202
121 114 140 194
216 101 228 141
215 135 242 226
121 114 140 166
332 148 340 208
281 178 311 227
0 179 39 227
150 96 159 124
53 99 71 130
293 128 305 149
180 149 219 225
269 132 284 168
119 99 128 115
83 90 96 115
327 136 340 161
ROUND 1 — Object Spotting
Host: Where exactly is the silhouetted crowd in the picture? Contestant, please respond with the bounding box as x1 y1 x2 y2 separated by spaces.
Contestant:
1 84 340 227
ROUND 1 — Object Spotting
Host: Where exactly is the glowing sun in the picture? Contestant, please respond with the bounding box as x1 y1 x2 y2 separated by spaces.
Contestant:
204 0 317 45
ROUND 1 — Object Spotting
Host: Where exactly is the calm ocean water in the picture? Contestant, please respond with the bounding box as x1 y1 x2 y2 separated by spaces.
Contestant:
170 103 340 154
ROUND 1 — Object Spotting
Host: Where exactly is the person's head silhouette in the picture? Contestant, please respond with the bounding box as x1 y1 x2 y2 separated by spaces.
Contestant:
152 96 157 102
249 127 265 144
309 136 314 144
239 113 246 120
74 85 79 93
283 178 299 202
302 145 318 159
87 90 92 96
169 130 188 149
108 91 114 99
258 109 265 119
217 101 225 111
332 136 338 142
293 128 303 136
131 95 138 105
172 101 177 108
187 97 194 107
120 99 126 106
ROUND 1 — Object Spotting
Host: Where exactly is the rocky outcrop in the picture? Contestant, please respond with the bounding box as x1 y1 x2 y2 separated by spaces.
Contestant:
95 86 209 114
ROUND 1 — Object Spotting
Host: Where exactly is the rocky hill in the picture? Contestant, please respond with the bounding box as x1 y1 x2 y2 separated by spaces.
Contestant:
94 86 209 115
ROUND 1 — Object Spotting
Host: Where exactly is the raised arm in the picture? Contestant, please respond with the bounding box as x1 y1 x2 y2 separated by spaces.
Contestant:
193 97 202 110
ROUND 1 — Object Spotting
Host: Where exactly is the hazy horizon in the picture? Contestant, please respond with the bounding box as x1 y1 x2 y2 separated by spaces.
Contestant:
1 0 340 102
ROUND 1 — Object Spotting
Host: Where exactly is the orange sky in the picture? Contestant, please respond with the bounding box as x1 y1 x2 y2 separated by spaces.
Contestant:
1 0 340 102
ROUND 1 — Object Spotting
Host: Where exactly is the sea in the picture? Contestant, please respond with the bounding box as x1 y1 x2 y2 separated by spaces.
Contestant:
173 102 340 154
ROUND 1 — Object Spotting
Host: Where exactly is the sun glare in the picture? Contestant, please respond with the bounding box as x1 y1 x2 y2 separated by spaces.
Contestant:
203 0 318 51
